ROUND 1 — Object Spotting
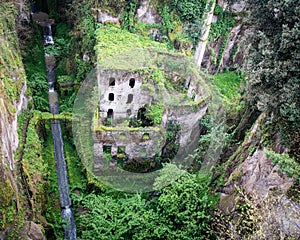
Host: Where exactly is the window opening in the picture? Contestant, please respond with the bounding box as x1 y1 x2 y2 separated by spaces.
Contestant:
129 78 135 88
107 109 113 119
142 133 150 140
109 77 115 86
127 94 133 103
109 93 114 101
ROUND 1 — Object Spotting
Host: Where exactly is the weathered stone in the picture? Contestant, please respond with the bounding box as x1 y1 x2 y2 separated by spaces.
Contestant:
230 1 246 13
217 0 228 9
96 11 120 24
238 149 294 199
136 0 162 24
220 25 242 71
22 221 44 240
94 58 209 170
212 15 218 23
219 114 300 238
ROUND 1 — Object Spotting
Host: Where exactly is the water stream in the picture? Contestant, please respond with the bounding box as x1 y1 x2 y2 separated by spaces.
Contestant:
43 23 77 240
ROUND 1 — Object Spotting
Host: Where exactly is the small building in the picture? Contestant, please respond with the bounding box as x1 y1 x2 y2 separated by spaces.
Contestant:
93 52 209 172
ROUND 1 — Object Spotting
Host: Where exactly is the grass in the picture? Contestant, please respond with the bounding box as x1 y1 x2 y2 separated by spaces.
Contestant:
62 127 86 191
212 71 241 100
95 24 173 70
41 124 64 239
211 70 242 121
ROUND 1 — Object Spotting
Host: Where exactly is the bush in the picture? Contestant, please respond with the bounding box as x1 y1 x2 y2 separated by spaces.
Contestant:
75 169 218 239
266 149 300 183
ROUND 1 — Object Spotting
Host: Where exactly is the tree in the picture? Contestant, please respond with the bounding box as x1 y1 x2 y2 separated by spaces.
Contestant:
75 168 218 239
243 0 300 153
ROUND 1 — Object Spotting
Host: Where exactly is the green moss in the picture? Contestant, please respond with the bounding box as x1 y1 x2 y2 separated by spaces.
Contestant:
0 179 19 230
211 71 241 108
266 149 300 184
41 124 64 239
146 104 164 125
63 133 86 191
95 125 162 132
209 5 236 42
0 2 25 107
19 115 49 214
22 24 48 111
95 25 170 70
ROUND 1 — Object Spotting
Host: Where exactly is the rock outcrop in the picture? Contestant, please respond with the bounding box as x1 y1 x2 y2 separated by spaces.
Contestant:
201 0 247 73
219 114 300 238
0 1 44 238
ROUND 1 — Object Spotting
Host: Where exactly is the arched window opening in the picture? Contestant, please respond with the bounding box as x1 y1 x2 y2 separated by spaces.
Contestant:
140 148 147 158
129 78 135 88
137 107 153 127
127 94 133 103
103 145 112 154
107 109 113 119
109 77 115 86
109 93 114 101
142 133 150 140
117 146 125 154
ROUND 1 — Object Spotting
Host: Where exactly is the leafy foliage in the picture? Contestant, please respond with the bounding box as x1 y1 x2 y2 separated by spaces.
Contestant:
244 0 300 151
22 25 49 111
75 169 218 239
95 24 169 69
209 5 236 42
266 149 300 184
145 104 163 125
120 0 138 31
161 0 206 23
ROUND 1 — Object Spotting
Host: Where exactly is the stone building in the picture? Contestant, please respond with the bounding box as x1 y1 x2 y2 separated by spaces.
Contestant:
93 54 209 172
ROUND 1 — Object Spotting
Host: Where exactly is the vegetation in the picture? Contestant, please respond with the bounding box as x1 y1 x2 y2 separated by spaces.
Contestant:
95 24 169 70
0 2 26 236
22 24 49 111
209 4 236 42
244 0 300 154
145 104 164 125
74 169 218 239
2 0 300 239
211 70 243 118
266 150 300 184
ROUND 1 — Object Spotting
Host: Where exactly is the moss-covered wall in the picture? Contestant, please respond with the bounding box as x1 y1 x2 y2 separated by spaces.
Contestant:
0 1 27 236
0 1 49 238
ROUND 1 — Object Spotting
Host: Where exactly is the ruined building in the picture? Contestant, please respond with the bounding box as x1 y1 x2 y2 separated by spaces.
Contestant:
93 52 210 172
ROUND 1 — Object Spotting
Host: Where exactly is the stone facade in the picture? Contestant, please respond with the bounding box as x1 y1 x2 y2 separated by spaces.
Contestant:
93 66 209 172
98 70 153 122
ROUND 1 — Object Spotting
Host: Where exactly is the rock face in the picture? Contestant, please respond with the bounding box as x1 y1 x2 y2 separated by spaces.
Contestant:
230 0 246 13
0 2 44 239
96 11 120 24
219 114 300 238
202 0 247 73
0 0 28 226
239 149 293 198
21 221 44 240
136 0 162 24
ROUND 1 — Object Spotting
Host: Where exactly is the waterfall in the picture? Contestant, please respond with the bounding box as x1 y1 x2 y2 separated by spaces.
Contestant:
43 25 54 46
43 23 77 240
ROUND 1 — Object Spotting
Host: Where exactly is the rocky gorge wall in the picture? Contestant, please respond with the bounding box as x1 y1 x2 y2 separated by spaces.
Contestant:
0 1 45 239
0 1 28 236
94 0 247 74
217 113 300 238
